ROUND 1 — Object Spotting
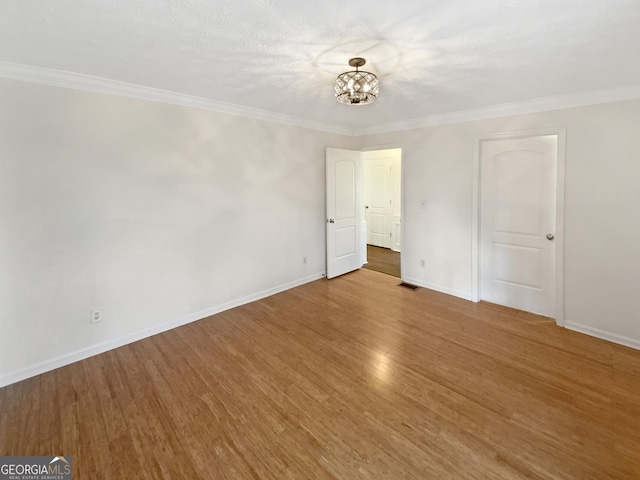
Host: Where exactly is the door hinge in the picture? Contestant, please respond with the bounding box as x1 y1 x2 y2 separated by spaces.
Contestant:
390 232 392 237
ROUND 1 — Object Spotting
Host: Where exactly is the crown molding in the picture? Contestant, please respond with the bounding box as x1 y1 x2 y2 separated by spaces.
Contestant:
2 61 640 138
353 83 640 136
0 61 354 136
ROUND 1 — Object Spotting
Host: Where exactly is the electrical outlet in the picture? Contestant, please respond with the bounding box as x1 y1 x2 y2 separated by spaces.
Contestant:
91 310 102 324
420 259 426 268
303 256 308 265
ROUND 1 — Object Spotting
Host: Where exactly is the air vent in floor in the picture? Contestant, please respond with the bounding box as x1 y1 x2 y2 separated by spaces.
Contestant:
398 282 419 290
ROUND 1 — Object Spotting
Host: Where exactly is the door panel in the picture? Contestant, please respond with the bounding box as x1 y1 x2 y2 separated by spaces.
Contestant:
480 135 557 317
493 151 544 235
369 213 387 238
326 148 362 279
335 160 356 220
335 226 356 258
492 243 542 288
364 158 391 248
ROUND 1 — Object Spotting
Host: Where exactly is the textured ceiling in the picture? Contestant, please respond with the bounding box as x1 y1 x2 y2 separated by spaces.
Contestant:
2 0 640 131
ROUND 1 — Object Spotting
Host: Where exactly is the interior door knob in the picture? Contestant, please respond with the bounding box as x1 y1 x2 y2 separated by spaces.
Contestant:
546 233 555 240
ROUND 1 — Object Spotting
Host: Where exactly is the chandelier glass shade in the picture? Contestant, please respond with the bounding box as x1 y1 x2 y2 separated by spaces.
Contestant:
335 57 379 106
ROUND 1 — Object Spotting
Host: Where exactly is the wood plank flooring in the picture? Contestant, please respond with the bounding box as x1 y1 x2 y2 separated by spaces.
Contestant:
363 245 401 277
2 269 640 479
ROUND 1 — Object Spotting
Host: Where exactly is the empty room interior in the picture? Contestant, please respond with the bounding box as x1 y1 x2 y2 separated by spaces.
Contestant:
2 1 640 478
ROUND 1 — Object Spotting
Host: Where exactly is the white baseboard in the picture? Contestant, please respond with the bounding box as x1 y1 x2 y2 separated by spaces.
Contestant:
401 276 473 301
0 273 325 388
564 321 640 351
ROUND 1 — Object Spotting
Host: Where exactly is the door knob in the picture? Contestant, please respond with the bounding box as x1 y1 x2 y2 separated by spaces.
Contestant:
327 218 335 224
365 205 369 209
546 233 555 240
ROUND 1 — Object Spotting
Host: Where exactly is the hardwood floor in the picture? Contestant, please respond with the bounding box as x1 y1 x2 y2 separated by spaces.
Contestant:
2 269 640 479
362 245 401 277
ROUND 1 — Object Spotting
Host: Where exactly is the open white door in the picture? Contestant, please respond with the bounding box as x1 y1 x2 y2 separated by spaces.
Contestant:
326 148 363 279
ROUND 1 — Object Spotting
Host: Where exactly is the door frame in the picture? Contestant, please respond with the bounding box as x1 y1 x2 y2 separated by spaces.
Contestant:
360 144 404 277
471 127 566 326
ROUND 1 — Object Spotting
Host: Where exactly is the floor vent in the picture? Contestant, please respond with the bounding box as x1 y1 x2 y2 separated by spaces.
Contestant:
398 282 419 291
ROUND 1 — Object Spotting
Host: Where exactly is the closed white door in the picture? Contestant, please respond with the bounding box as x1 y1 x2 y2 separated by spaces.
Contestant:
480 135 557 317
326 148 363 279
365 157 392 248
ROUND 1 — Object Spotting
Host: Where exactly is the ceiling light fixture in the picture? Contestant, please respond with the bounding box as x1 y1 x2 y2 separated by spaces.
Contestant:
335 57 379 106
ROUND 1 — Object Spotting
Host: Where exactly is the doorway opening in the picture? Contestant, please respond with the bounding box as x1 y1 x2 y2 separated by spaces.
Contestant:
325 146 403 280
362 148 402 278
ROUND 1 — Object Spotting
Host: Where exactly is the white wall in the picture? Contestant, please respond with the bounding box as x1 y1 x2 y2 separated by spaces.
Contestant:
2 77 639 387
354 99 640 349
0 78 353 386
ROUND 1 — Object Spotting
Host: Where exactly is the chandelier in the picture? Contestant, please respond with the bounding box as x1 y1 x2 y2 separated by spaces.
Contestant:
335 57 379 106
